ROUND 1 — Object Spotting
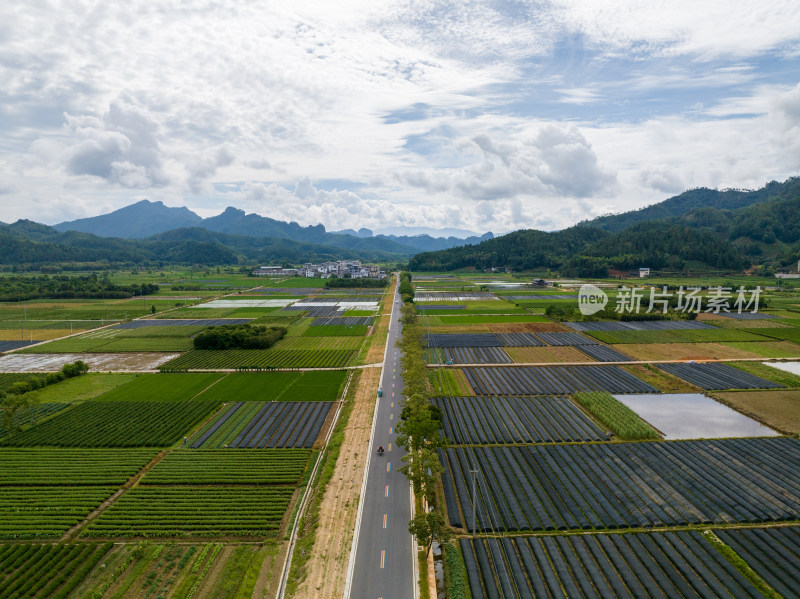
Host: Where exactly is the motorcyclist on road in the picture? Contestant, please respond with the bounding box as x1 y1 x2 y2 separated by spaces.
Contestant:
377 446 384 456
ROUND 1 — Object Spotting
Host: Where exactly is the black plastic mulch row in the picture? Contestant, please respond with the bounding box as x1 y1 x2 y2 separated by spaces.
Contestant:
426 333 596 348
658 362 784 390
433 396 604 444
463 366 659 395
716 527 800 598
311 317 374 326
565 320 716 332
191 402 243 448
433 347 512 364
282 306 342 316
577 344 634 362
461 531 761 599
228 401 333 448
442 438 800 533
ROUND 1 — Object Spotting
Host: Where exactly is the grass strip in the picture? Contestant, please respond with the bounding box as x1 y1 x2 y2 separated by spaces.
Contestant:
703 531 780 599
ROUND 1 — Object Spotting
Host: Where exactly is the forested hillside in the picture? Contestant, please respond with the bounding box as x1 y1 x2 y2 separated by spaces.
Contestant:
410 177 800 275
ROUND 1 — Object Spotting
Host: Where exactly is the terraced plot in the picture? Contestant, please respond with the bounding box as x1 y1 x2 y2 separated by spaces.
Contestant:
463 366 659 395
142 449 311 484
85 487 294 537
441 438 800 532
190 401 333 448
461 532 760 599
716 527 800 598
433 396 604 444
658 362 784 390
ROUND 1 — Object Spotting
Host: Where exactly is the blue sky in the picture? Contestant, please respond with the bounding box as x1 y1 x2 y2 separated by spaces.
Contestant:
1 1 799 235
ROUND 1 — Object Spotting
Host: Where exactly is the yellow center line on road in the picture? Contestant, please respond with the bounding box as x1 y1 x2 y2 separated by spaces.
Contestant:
386 462 391 472
388 442 392 451
380 550 386 569
390 402 394 408
389 413 393 420
389 427 393 434
385 485 390 497
383 513 388 528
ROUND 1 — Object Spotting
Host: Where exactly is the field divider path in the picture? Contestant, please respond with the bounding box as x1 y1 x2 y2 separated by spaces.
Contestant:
59 449 170 541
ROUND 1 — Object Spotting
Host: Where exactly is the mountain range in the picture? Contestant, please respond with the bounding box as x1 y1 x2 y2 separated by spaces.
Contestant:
53 201 493 254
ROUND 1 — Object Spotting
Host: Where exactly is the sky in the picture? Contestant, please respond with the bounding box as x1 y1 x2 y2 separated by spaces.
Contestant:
2 0 800 236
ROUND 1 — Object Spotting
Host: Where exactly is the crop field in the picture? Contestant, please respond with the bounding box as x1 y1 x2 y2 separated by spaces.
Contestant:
302 324 369 336
0 448 156 484
0 352 181 372
0 403 68 437
716 389 800 435
3 373 136 406
84 486 295 537
573 391 660 440
163 347 355 369
311 316 374 326
460 531 759 598
192 370 346 403
0 400 220 447
110 324 208 337
576 344 633 362
744 327 800 343
115 318 252 328
716 527 800 597
142 449 311 484
463 366 660 395
0 542 113 598
433 396 605 444
0 340 37 351
275 335 363 350
585 328 769 344
566 320 715 332
658 362 785 390
426 333 545 347
731 360 800 387
427 346 512 364
441 437 800 532
504 346 596 363
618 342 768 361
190 401 334 448
94 372 223 401
0 487 117 538
428 369 474 396
723 340 800 357
437 314 550 324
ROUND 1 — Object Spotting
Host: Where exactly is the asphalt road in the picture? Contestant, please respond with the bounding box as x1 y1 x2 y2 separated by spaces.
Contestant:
347 278 415 599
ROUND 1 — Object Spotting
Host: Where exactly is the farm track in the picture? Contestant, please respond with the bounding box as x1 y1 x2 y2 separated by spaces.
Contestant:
60 449 170 541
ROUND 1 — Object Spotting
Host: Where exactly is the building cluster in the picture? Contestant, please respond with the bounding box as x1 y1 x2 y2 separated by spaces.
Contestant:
252 260 386 279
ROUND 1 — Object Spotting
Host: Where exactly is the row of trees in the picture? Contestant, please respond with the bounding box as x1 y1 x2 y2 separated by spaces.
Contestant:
1 360 89 431
394 277 452 557
0 274 159 302
398 271 414 303
193 324 287 350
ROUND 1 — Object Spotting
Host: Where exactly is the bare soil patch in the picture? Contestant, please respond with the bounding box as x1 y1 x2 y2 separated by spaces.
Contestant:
620 342 761 361
504 346 596 363
715 389 800 435
0 352 180 372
